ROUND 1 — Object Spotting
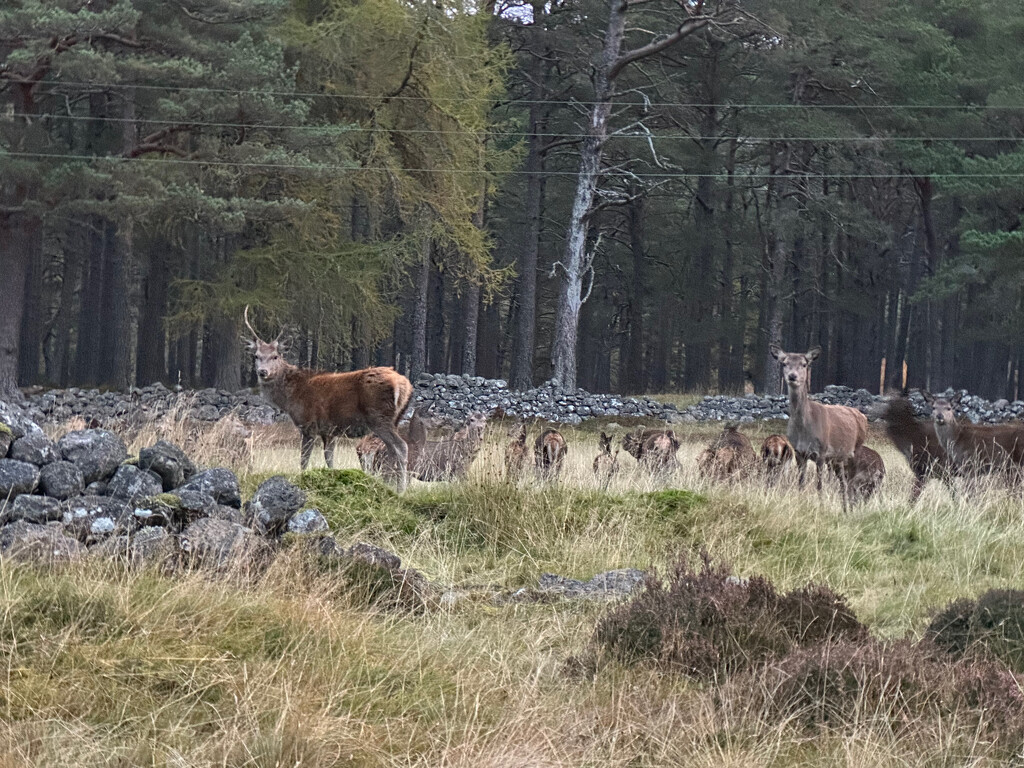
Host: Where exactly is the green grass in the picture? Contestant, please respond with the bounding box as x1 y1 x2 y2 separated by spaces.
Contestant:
6 418 1024 765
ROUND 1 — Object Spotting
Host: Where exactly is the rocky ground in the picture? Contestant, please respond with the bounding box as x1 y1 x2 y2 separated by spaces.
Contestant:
0 398 641 605
19 373 1024 427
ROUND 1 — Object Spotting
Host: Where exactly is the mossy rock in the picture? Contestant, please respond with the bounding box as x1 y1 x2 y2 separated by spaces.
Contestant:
0 422 14 437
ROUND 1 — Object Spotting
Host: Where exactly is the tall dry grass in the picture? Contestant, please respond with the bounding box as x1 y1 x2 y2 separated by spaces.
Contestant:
14 410 1024 765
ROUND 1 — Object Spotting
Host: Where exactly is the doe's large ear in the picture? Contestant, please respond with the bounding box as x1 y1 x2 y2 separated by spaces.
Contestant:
768 344 784 362
950 391 963 406
805 346 822 362
920 390 935 405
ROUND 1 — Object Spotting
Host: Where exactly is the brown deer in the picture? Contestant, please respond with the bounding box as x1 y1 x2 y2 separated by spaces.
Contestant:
244 306 413 491
697 424 757 480
592 431 620 486
622 427 680 474
416 412 488 482
504 423 529 481
839 445 886 502
365 408 430 477
922 391 1024 479
769 345 868 511
534 427 568 480
871 392 954 500
760 434 795 480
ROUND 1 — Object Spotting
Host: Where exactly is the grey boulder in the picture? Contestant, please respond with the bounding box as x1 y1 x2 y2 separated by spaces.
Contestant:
286 508 329 535
249 475 306 535
38 461 85 500
0 459 39 497
3 495 63 525
179 517 271 573
0 520 84 563
61 495 134 543
175 468 241 508
138 440 195 491
8 433 59 466
58 429 127 484
108 465 164 503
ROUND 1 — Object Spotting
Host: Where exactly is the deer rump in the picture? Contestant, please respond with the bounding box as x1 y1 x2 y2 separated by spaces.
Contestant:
369 412 487 482
534 428 567 475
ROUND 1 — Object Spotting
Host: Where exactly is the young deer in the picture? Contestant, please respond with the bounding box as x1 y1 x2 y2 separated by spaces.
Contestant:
505 423 529 481
534 427 568 480
593 431 620 486
760 434 795 481
697 424 757 480
922 391 1024 479
622 428 680 474
245 307 412 491
417 412 488 482
769 345 867 511
839 445 886 502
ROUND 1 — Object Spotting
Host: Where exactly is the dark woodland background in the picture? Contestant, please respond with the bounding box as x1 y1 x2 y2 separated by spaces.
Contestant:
3 0 1024 401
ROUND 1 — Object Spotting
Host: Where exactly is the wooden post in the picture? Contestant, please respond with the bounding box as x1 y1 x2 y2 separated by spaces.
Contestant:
879 357 886 395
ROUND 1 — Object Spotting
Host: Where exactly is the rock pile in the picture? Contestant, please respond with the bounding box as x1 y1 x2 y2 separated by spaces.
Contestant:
20 375 1024 427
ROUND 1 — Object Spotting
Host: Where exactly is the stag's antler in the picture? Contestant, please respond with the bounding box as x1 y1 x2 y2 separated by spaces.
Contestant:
243 305 265 343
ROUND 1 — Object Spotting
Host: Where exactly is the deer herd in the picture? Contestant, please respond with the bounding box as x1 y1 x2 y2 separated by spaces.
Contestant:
242 309 1024 504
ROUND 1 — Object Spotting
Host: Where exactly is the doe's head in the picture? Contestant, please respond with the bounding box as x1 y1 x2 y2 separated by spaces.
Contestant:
770 345 821 389
244 306 288 382
921 390 961 426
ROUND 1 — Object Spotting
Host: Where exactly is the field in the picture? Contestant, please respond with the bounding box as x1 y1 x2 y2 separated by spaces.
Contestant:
4 416 1024 766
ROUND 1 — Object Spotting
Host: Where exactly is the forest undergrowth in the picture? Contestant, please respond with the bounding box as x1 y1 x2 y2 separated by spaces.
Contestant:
4 417 1024 766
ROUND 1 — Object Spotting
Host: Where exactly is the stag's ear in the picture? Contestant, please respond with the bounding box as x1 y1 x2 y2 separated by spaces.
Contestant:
921 390 935 405
768 344 784 362
950 391 963 406
805 346 822 362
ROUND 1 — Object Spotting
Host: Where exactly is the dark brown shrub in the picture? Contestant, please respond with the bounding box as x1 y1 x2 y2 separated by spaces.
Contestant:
589 553 867 678
745 639 1024 750
927 589 1024 672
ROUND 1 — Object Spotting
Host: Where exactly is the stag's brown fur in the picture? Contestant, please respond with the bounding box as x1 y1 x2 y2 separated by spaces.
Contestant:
760 434 794 479
246 306 413 491
534 428 568 479
698 424 757 480
923 391 1024 478
873 394 953 500
770 345 867 511
505 423 529 481
593 431 620 485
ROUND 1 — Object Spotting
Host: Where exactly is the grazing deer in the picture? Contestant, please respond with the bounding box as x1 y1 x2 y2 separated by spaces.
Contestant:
872 392 954 500
839 445 886 502
697 424 757 480
922 391 1024 479
593 431 620 486
505 423 529 481
417 412 488 482
244 306 413 491
769 345 867 511
366 408 430 478
534 427 568 480
760 434 795 480
623 427 680 474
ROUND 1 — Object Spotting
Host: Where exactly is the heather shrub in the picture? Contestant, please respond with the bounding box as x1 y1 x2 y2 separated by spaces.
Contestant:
744 639 1024 751
927 588 1024 672
588 553 867 678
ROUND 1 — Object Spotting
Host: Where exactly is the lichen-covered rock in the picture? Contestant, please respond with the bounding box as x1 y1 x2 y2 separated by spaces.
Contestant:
38 461 85 500
8 432 59 466
286 508 329 534
84 481 108 496
345 541 401 571
138 440 195 491
0 459 39 497
175 468 241 508
179 517 271 573
0 427 12 458
58 429 128 484
249 475 306 535
4 495 63 525
61 495 134 543
0 400 45 439
108 465 164 503
0 520 84 563
93 527 176 565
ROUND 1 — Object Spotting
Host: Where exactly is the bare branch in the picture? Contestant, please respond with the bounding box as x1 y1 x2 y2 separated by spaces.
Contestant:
608 16 709 80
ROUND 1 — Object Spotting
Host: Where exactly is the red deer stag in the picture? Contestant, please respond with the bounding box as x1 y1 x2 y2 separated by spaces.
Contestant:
871 392 954 500
622 428 680 474
534 427 568 480
769 345 867 511
505 423 529 481
760 434 794 481
593 431 620 486
922 391 1024 479
697 424 757 480
244 306 413 491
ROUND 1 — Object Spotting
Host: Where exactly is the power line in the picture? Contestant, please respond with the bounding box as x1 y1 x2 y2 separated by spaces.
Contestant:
3 150 1021 179
19 79 1024 111
7 111 1024 142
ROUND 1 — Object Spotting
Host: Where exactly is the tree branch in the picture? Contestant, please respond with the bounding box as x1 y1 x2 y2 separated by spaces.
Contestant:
608 16 709 81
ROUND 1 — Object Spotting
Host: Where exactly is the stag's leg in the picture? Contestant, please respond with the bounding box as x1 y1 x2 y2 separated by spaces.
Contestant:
322 434 335 469
374 424 409 493
299 431 315 471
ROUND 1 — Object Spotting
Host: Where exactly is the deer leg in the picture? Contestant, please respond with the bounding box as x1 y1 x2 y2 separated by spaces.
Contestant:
835 460 852 512
374 424 409 493
910 474 925 503
322 435 335 469
299 431 315 471
796 454 809 488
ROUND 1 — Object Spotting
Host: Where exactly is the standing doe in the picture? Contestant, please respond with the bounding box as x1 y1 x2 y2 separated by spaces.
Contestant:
244 306 413 491
535 427 568 480
922 391 1024 479
769 345 867 511
593 431 620 486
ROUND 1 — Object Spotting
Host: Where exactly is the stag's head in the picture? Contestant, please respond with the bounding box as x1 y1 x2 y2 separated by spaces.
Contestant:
770 345 821 391
922 391 961 426
244 306 289 383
